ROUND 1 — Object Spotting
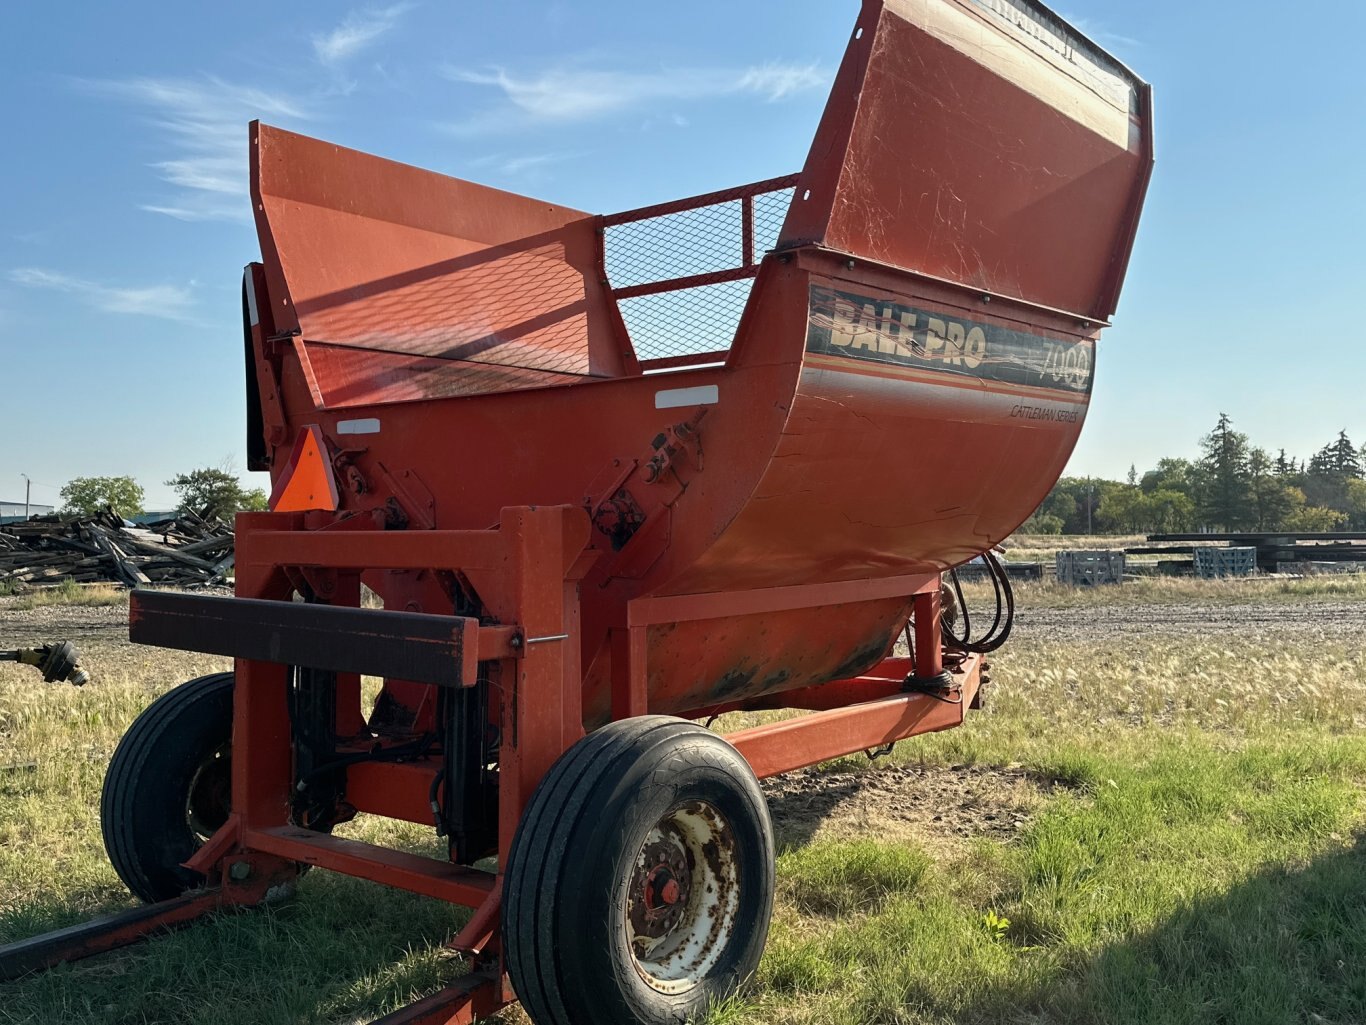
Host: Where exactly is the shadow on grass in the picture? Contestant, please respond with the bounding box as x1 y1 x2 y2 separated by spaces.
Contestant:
763 774 868 853
0 866 478 1025
1041 835 1366 1025
922 835 1366 1025
0 884 139 948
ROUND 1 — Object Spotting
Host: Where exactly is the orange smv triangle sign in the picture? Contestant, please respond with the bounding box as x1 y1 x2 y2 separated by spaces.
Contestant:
269 424 340 513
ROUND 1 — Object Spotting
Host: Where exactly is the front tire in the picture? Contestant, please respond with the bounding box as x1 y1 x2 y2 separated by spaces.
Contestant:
504 716 775 1025
101 673 237 903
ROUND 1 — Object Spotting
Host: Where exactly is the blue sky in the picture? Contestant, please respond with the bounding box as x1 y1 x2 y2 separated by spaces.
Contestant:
1 1 1363 510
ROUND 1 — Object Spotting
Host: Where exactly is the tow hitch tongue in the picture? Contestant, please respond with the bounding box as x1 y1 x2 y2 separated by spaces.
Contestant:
1 641 89 686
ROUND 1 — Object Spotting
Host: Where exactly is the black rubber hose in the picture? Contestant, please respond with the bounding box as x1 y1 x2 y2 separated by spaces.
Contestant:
943 549 1015 654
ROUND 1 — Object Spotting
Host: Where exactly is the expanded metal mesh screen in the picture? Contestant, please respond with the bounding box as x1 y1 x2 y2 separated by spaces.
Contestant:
605 201 743 290
752 188 792 255
615 279 757 363
603 181 795 365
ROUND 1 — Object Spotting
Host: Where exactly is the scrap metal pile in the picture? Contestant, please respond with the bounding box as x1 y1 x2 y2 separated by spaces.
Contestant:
0 509 233 589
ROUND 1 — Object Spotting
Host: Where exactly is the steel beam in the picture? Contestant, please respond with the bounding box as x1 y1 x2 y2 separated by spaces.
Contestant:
367 970 504 1025
130 590 480 687
726 654 981 779
243 827 495 907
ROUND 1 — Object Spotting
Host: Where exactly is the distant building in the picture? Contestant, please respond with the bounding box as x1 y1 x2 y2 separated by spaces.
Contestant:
0 500 55 524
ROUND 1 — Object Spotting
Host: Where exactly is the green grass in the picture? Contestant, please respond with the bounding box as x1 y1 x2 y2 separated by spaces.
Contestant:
722 736 1366 1025
3 583 1366 1023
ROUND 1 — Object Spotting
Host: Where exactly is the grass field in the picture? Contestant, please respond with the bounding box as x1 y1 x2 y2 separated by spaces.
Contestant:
1 582 1364 1024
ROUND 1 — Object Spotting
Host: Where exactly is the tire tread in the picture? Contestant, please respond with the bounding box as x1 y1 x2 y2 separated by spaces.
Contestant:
100 672 234 903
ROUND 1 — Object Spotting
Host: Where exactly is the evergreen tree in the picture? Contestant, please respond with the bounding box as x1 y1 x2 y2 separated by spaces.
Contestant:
1303 431 1361 511
1308 441 1336 477
1330 430 1362 478
1247 448 1300 530
1197 413 1252 530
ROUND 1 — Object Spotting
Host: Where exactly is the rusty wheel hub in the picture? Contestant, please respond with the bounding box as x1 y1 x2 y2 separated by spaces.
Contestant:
632 839 693 939
625 800 740 994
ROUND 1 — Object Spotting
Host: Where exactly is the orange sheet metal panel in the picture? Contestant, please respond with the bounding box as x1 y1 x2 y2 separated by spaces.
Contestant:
252 124 632 395
781 0 1153 321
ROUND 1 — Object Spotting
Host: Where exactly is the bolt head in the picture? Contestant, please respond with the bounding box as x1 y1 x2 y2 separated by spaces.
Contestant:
229 861 252 881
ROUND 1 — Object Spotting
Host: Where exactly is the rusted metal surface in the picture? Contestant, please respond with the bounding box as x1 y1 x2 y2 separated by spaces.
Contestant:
627 800 741 994
129 590 481 688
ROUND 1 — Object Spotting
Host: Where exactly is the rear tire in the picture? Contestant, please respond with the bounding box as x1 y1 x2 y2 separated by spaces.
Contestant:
504 716 775 1025
101 673 238 903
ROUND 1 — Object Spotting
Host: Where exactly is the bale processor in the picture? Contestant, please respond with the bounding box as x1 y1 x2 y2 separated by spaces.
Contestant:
0 1 1152 1021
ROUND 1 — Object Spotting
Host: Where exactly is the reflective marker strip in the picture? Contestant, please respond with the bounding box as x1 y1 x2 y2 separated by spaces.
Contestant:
244 270 260 327
336 418 382 435
654 385 719 410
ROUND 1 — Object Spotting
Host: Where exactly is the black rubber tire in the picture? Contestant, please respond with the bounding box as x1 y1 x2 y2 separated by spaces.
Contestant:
503 716 775 1025
101 672 236 903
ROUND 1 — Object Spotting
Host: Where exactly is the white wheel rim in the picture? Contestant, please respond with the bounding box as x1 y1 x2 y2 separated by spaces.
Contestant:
625 800 741 994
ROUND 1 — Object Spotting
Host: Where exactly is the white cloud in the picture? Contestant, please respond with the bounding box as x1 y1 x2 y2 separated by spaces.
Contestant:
1059 12 1141 50
466 151 579 176
734 63 828 101
313 4 412 65
79 76 312 222
9 268 197 322
442 60 828 133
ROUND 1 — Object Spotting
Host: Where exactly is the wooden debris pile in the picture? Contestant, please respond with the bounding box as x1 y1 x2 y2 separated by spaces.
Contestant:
0 508 234 588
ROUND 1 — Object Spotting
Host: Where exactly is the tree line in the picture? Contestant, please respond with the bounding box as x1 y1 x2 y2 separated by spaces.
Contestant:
1024 415 1366 535
57 468 268 521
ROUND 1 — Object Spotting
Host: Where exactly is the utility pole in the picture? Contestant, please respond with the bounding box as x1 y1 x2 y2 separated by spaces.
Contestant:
21 473 30 520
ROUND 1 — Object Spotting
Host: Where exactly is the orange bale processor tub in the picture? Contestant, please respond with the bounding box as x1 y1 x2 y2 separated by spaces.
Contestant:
0 2 1153 1022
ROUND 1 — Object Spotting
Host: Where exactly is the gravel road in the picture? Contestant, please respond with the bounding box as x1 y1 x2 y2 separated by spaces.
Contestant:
1011 600 1366 644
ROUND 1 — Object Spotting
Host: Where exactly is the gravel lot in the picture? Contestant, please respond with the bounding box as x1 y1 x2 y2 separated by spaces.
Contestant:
1013 599 1366 644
